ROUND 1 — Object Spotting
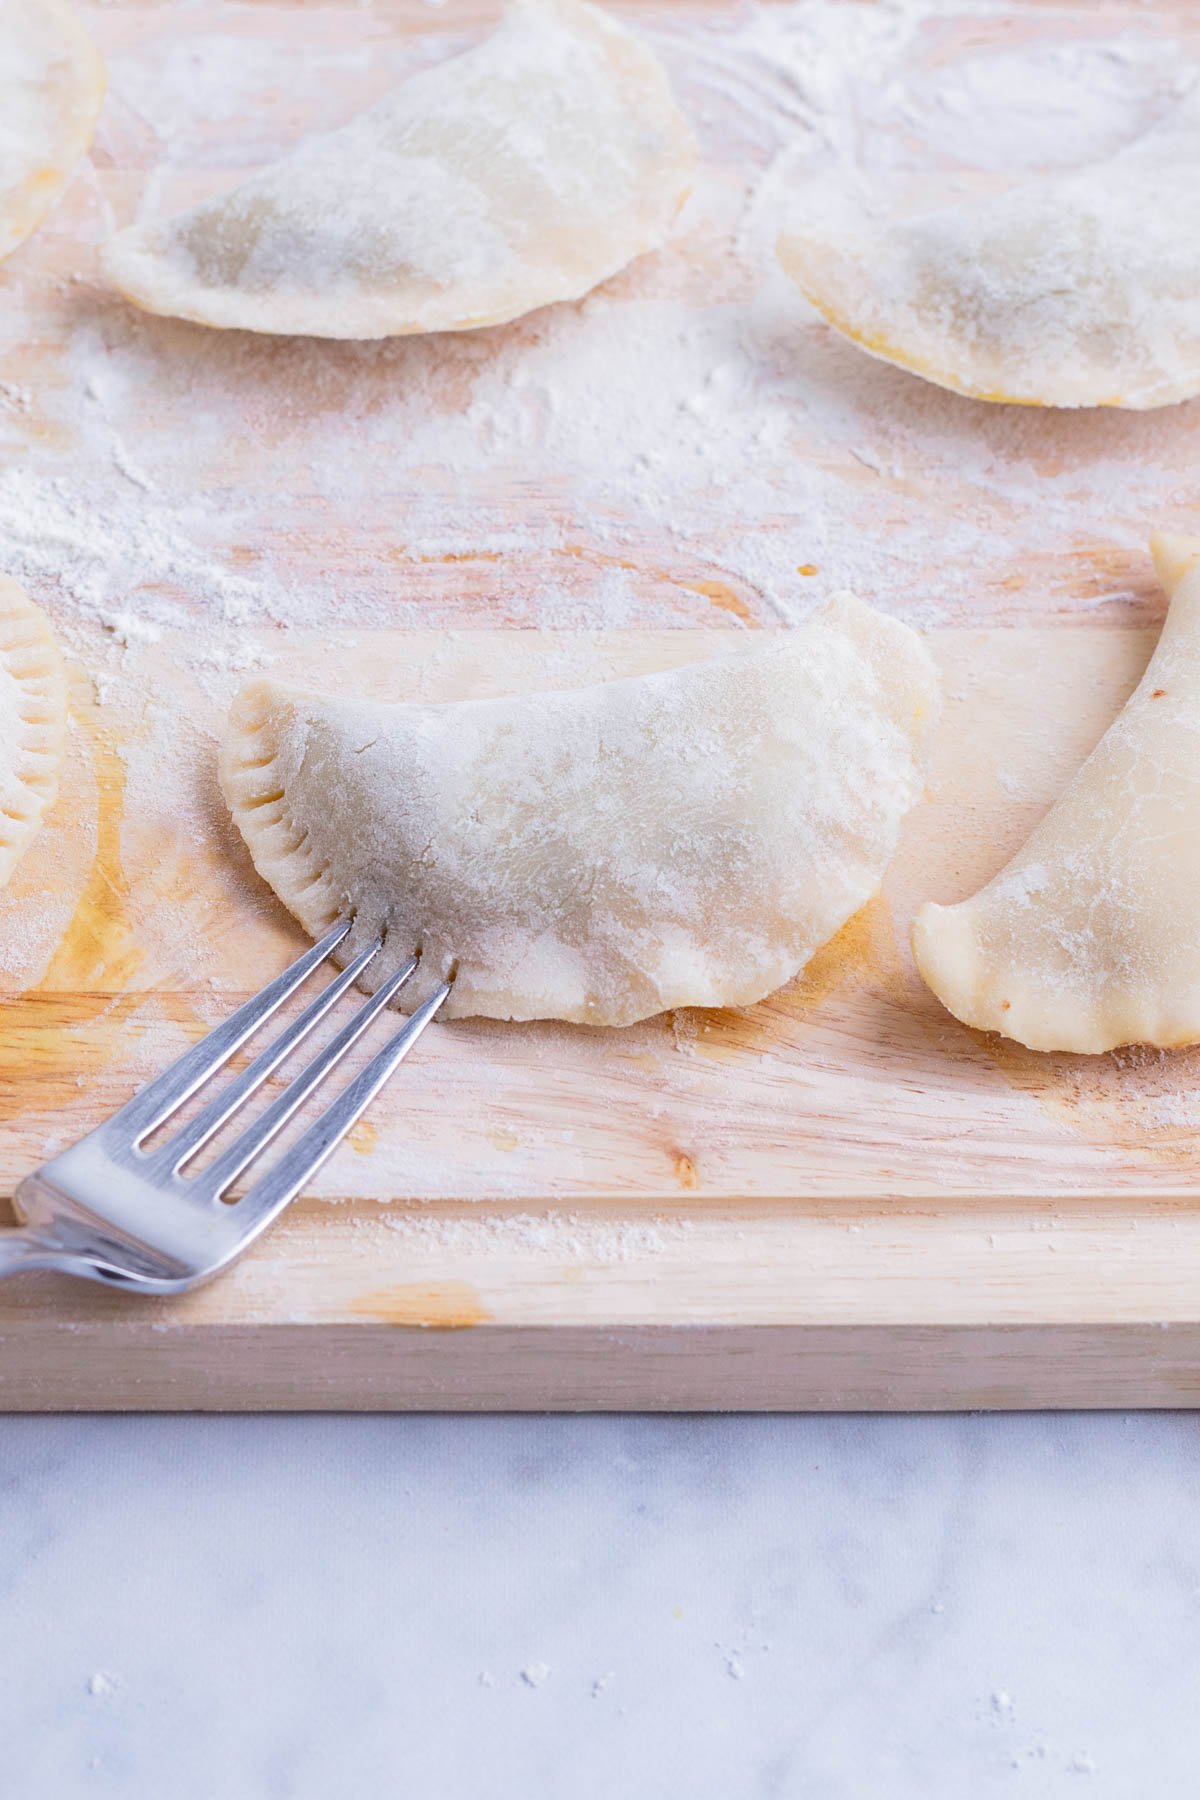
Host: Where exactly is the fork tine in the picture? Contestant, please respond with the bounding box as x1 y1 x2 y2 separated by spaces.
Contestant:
197 955 420 1199
230 981 451 1241
148 937 383 1178
115 922 352 1145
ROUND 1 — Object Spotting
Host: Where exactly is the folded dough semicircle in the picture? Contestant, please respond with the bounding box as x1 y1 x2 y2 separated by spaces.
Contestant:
778 89 1200 410
100 0 696 339
1 0 104 264
914 535 1200 1053
221 595 938 1026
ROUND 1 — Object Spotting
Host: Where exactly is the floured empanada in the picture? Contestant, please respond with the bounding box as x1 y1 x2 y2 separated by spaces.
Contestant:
0 576 67 888
1 0 102 263
221 597 938 1026
779 91 1200 409
101 0 695 339
914 536 1200 1054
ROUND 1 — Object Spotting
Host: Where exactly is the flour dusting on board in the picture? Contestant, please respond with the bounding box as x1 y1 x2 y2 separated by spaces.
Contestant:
375 1209 695 1262
2 0 1200 1200
2 1 1196 662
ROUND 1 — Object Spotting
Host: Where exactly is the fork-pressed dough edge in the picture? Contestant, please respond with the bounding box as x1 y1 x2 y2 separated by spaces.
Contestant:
0 575 68 889
219 679 348 954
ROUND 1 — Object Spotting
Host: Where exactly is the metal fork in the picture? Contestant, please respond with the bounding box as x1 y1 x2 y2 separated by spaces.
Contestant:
0 923 449 1294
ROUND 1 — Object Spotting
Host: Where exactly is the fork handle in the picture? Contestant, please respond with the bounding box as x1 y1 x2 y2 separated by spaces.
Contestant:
0 1228 77 1279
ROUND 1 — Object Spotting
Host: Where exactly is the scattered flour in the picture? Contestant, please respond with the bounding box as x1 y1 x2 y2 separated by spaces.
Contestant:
0 0 1196 1192
2 0 1193 670
375 1208 695 1264
99 608 161 647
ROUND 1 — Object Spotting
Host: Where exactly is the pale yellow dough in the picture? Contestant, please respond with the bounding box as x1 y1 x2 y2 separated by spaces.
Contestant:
0 0 103 263
101 0 695 339
914 536 1200 1054
0 577 67 889
221 596 938 1026
779 90 1200 410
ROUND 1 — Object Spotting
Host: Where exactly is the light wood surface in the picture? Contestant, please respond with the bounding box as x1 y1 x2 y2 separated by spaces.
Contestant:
2 0 1200 1408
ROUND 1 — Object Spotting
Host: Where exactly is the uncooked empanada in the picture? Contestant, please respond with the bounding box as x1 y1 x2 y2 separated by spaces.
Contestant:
779 91 1200 409
1 0 103 263
914 535 1200 1054
0 576 67 888
221 596 938 1026
101 0 695 339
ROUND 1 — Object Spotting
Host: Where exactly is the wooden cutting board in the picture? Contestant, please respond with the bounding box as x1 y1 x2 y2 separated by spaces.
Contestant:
3 0 1200 1408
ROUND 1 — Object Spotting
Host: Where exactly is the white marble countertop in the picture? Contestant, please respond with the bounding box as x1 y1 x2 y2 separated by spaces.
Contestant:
2 1412 1193 1797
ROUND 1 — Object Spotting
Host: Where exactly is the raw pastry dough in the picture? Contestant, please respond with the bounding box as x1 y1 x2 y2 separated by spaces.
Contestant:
914 535 1200 1054
101 0 695 339
221 596 938 1026
779 91 1200 409
1 0 103 264
0 577 67 888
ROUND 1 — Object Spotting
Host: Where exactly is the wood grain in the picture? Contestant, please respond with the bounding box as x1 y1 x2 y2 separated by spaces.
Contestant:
2 1 1200 1407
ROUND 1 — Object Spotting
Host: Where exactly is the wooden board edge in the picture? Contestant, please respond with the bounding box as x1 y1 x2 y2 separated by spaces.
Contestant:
3 1320 1198 1411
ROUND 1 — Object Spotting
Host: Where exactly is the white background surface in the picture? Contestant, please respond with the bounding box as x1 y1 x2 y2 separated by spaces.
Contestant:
3 1412 1196 1798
